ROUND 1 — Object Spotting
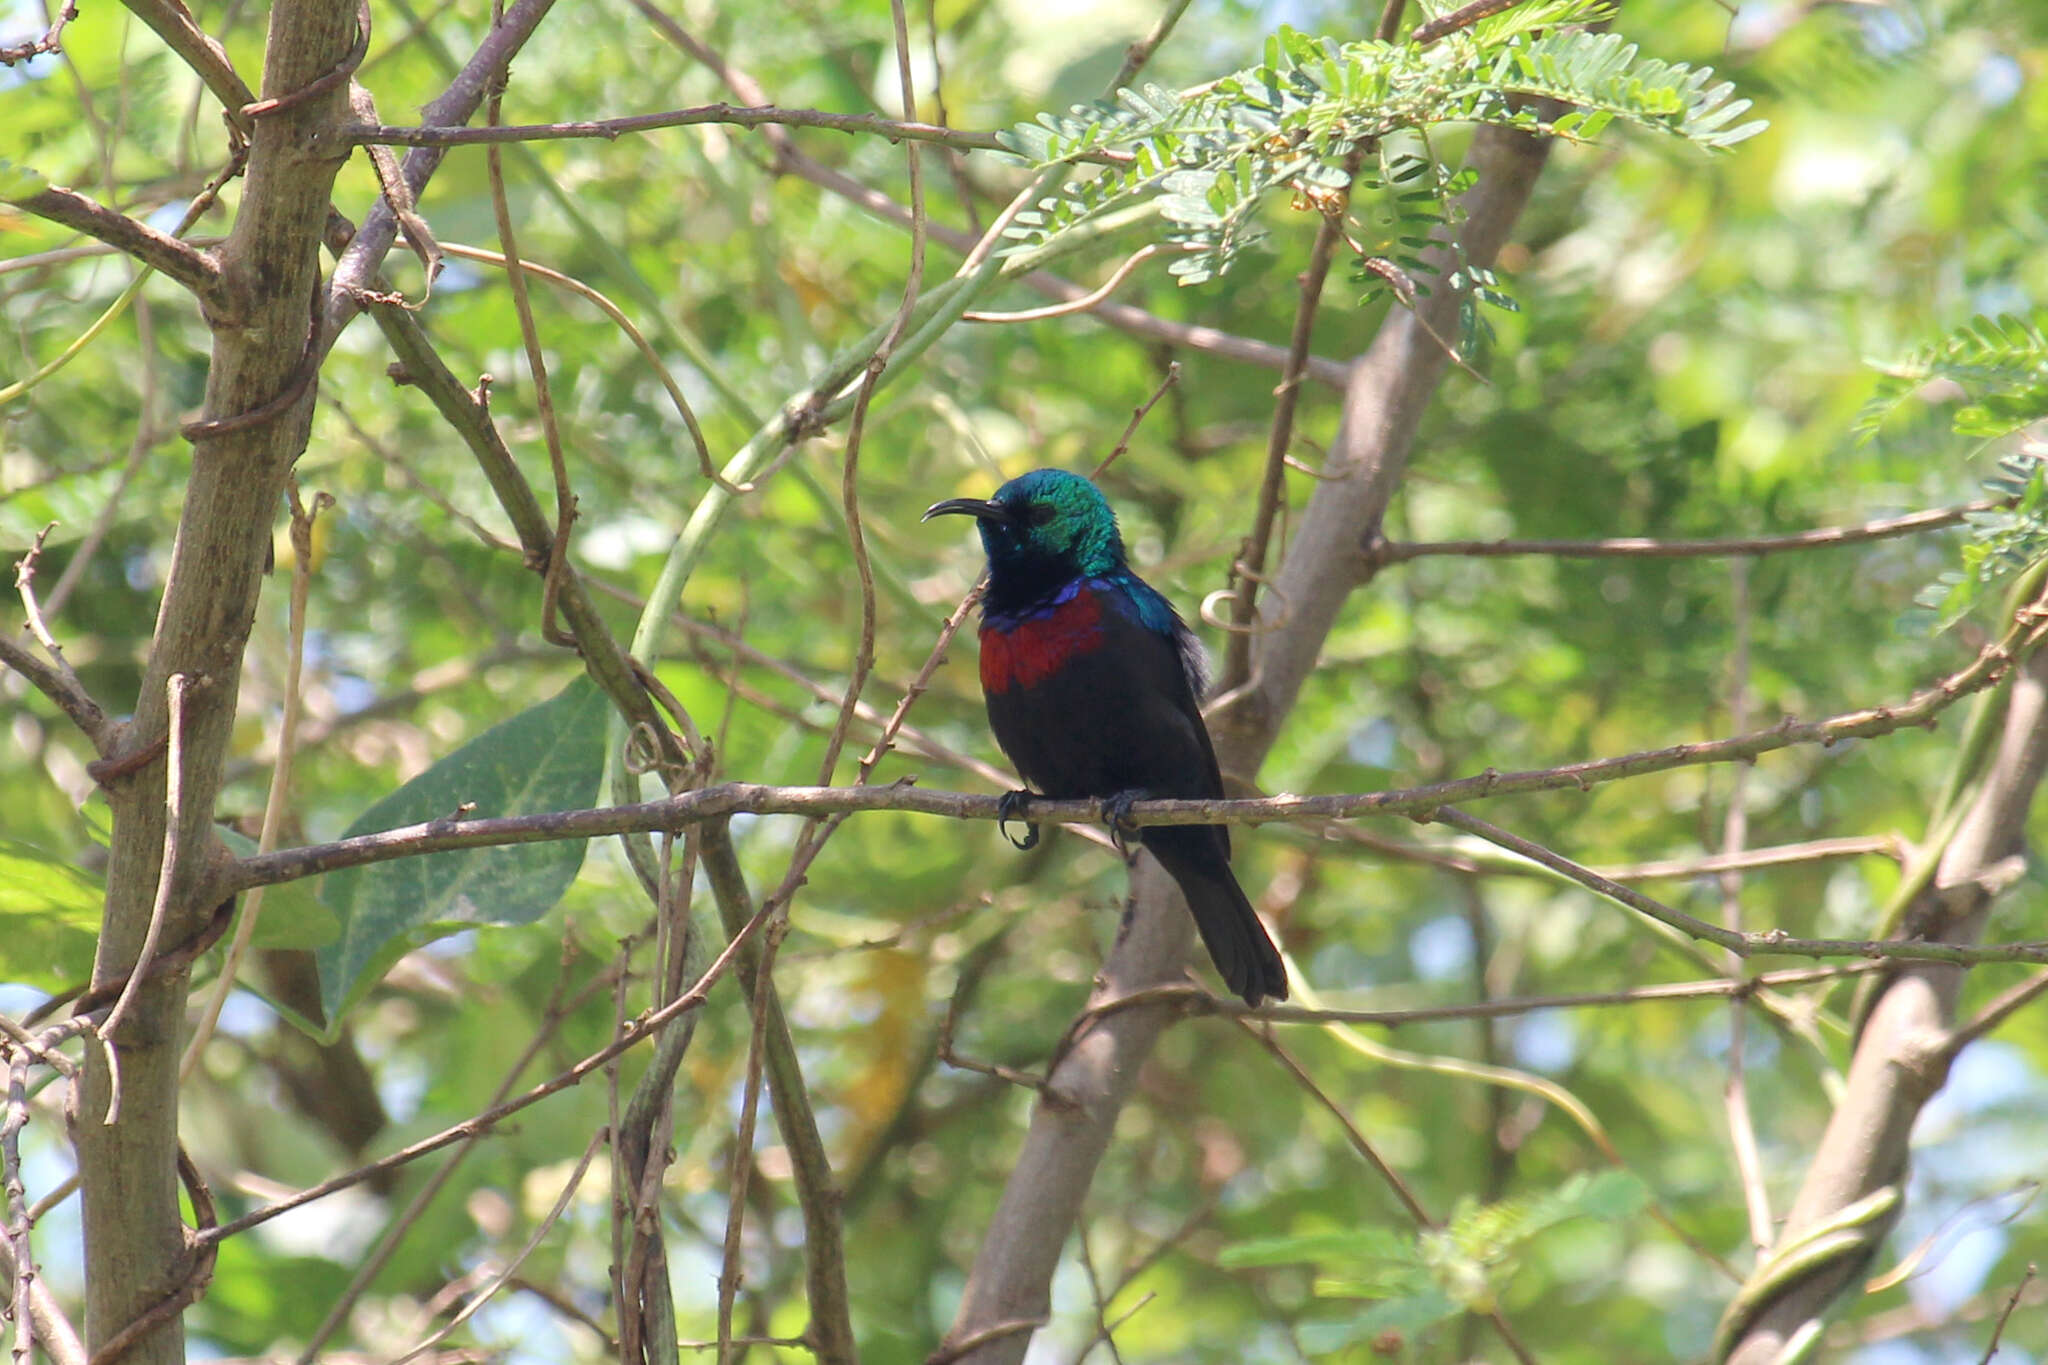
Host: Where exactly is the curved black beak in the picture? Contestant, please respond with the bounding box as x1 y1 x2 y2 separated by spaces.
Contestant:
922 497 1012 525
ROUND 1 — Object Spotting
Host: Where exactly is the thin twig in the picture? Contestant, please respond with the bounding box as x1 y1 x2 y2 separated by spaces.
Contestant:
1979 1262 2037 1363
0 633 110 749
14 526 72 669
1223 149 1359 689
1073 1226 1130 1365
1411 0 1526 45
1244 1021 1431 1224
0 0 75 63
482 42 578 650
1428 805 2019 968
857 585 986 785
1374 500 2008 563
4 1044 38 1365
1943 968 2048 1059
346 103 1021 155
295 955 604 1362
717 919 779 1365
1106 0 1194 92
926 1317 1046 1365
1090 363 1181 480
964 245 1160 324
509 1277 617 1351
200 882 779 1246
390 1126 607 1365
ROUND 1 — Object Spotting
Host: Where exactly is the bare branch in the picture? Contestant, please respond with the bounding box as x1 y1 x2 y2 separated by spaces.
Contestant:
1222 149 1360 688
227 606 2042 898
965 246 1160 324
8 186 222 297
0 633 113 751
1375 499 2008 563
118 0 259 126
0 0 74 63
325 0 562 346
1721 645 2048 1362
345 103 1013 154
1980 1263 2037 1363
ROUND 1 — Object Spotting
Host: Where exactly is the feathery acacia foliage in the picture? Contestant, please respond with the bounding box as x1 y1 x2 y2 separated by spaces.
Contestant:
1001 9 1763 293
1863 316 2048 629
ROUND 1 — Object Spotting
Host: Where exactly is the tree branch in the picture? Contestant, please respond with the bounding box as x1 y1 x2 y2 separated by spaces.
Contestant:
324 0 562 346
197 877 783 1248
7 187 222 298
1719 645 2048 1361
1373 499 2007 563
0 633 113 751
76 0 362 1358
118 0 258 127
343 103 1012 154
219 780 2048 967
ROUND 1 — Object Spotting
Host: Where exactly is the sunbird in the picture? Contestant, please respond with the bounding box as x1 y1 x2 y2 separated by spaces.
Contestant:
924 468 1288 1005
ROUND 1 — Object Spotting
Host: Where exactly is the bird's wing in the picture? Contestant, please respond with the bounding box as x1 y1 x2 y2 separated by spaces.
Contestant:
1095 581 1231 838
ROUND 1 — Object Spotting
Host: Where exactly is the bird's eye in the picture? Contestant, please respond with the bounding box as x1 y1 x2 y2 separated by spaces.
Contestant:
1026 503 1056 527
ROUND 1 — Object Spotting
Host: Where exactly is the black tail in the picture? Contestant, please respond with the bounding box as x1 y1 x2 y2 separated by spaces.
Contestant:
1141 825 1287 1006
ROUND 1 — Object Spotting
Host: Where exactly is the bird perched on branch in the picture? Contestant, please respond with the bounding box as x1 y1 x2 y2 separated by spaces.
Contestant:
924 468 1288 1005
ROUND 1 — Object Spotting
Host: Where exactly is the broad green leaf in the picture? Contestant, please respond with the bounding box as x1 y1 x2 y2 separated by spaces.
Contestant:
315 677 609 1022
0 839 102 991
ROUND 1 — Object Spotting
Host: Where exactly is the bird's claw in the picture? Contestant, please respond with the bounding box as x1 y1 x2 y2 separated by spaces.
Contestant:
1100 789 1145 857
997 790 1040 851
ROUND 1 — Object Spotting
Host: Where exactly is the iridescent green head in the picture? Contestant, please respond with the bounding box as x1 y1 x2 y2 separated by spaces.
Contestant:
923 469 1126 601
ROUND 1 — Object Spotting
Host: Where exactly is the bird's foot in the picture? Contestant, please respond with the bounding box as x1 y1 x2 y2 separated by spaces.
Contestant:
996 790 1040 850
1100 789 1149 857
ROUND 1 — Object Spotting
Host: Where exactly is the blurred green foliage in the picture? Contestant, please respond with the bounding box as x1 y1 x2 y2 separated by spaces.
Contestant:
5 0 2048 1360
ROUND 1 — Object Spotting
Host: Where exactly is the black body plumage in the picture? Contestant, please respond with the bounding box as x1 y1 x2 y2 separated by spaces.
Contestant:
924 469 1288 1005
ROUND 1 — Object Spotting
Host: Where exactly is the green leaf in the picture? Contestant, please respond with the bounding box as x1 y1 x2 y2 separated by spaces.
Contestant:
0 840 102 992
315 677 609 1022
0 157 51 201
1857 314 2048 442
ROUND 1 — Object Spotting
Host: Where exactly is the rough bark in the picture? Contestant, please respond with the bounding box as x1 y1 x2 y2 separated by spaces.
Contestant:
938 123 1556 1365
75 0 359 1360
